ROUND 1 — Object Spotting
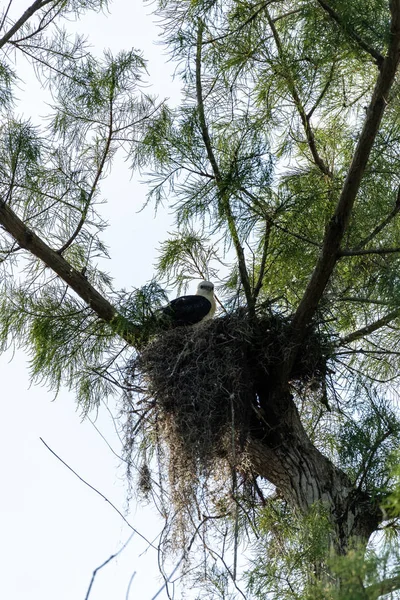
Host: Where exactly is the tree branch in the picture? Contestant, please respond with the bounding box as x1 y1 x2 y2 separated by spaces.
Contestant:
356 428 394 490
0 200 139 343
0 0 56 49
272 221 322 247
195 21 254 315
58 64 118 255
355 185 400 249
307 62 335 120
339 296 391 306
85 535 135 600
253 217 272 301
290 2 400 354
0 0 14 35
366 575 400 600
338 309 400 347
201 1 269 46
315 0 384 67
339 246 400 256
40 437 156 548
266 8 333 178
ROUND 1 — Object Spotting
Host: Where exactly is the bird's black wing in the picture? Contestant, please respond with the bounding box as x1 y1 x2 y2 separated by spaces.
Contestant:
162 295 211 326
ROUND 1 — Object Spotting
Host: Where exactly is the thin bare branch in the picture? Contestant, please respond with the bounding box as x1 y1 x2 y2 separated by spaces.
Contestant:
40 437 157 549
85 534 135 600
125 570 137 600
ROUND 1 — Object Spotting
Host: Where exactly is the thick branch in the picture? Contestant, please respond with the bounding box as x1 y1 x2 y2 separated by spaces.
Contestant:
316 0 384 67
291 3 400 352
338 309 400 346
0 200 139 343
339 246 400 256
0 0 55 49
246 391 381 549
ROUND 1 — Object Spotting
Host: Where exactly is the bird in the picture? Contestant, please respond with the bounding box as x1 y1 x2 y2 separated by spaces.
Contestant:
161 281 216 327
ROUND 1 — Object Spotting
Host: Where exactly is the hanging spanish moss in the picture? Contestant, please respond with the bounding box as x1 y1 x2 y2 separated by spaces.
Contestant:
122 310 332 544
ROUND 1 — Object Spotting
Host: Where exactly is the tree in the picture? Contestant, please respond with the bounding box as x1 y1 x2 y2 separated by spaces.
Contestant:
2 0 400 598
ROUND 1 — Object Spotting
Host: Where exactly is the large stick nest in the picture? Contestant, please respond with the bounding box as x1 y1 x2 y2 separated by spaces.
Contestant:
131 312 331 494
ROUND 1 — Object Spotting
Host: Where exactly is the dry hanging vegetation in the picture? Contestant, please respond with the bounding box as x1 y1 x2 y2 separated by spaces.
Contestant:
124 310 332 527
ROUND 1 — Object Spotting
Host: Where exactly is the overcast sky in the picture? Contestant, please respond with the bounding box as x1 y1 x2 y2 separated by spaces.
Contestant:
0 2 187 599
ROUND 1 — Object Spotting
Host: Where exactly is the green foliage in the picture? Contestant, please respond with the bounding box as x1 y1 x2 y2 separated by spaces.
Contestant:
156 231 222 291
0 60 15 110
247 503 400 600
3 0 400 598
336 385 400 494
306 548 382 600
0 283 119 409
247 501 333 599
0 0 161 408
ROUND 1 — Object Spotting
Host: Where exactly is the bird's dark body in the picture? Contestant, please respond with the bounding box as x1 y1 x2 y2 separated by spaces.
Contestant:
162 294 212 326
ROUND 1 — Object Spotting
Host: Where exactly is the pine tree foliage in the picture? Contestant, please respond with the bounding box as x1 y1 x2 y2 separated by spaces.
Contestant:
3 0 400 598
0 0 163 403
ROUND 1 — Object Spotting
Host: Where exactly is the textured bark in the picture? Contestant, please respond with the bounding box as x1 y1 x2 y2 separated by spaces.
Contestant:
243 2 400 552
247 376 381 553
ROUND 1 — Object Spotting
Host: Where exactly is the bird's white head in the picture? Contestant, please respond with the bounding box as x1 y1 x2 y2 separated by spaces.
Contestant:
196 280 214 297
196 281 216 319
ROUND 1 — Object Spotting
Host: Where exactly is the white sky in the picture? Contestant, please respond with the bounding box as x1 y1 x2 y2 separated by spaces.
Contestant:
0 2 191 599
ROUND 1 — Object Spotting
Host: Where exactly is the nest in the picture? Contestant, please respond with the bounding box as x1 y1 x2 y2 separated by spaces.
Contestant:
130 312 330 506
122 310 332 546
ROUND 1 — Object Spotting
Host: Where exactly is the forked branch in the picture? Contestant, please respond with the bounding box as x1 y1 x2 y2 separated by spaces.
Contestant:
290 0 400 355
0 0 56 49
0 200 140 344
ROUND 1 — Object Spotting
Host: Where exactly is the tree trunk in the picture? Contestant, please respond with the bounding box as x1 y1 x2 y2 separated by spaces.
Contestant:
247 376 381 554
